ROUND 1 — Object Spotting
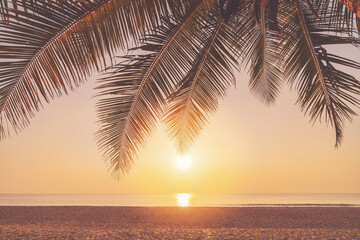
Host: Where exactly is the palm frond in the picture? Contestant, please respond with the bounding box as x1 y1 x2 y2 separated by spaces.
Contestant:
313 0 358 32
96 0 217 177
336 0 360 18
163 2 247 153
163 20 232 152
0 0 188 140
0 0 5 19
281 1 360 147
243 1 283 104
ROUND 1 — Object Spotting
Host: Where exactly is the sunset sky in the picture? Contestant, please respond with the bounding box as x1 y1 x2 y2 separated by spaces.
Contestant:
0 46 359 194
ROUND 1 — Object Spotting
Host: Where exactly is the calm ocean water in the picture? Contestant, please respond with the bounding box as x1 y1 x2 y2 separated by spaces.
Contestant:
0 193 360 207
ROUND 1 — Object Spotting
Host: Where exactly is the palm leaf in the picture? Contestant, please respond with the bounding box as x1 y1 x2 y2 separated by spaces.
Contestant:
313 0 358 33
0 0 188 140
281 1 360 147
96 0 217 177
163 2 247 153
336 0 360 18
243 1 283 104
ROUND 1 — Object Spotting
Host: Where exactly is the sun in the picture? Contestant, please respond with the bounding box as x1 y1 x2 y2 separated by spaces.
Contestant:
176 155 191 169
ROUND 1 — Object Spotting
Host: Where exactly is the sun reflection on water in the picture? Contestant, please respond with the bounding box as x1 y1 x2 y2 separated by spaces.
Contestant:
176 193 192 207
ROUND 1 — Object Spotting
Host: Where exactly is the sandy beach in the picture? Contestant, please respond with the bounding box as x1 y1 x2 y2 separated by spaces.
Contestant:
0 206 359 239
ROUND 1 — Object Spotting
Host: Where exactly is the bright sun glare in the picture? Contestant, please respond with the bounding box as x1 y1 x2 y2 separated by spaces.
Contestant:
176 155 191 169
176 193 192 207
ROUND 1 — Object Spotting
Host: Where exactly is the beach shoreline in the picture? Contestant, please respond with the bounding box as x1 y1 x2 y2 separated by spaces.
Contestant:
1 206 360 239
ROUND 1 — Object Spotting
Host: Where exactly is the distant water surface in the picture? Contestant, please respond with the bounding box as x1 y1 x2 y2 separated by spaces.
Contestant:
0 193 359 207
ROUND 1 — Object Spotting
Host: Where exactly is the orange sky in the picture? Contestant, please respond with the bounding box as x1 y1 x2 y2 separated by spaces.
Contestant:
0 47 360 194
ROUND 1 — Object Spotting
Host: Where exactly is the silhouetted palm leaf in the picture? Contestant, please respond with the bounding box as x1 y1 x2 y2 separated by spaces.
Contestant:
0 0 187 139
163 10 243 153
281 1 360 147
314 0 357 32
242 1 284 104
96 0 215 177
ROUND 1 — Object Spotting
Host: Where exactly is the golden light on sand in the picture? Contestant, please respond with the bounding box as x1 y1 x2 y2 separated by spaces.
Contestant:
176 155 191 169
176 193 192 207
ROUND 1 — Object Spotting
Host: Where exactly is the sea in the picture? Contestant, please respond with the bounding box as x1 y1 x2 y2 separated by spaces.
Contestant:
0 193 360 207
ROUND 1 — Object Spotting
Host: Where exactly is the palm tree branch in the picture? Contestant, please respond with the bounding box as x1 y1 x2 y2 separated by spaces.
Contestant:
295 1 344 145
164 18 225 153
184 20 225 110
0 0 185 139
282 1 360 147
0 1 110 109
116 0 207 156
249 2 268 94
128 0 207 118
295 1 332 108
96 0 219 177
245 1 283 104
338 0 360 17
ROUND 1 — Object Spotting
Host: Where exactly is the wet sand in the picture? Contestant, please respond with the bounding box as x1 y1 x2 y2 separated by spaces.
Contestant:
1 206 360 239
